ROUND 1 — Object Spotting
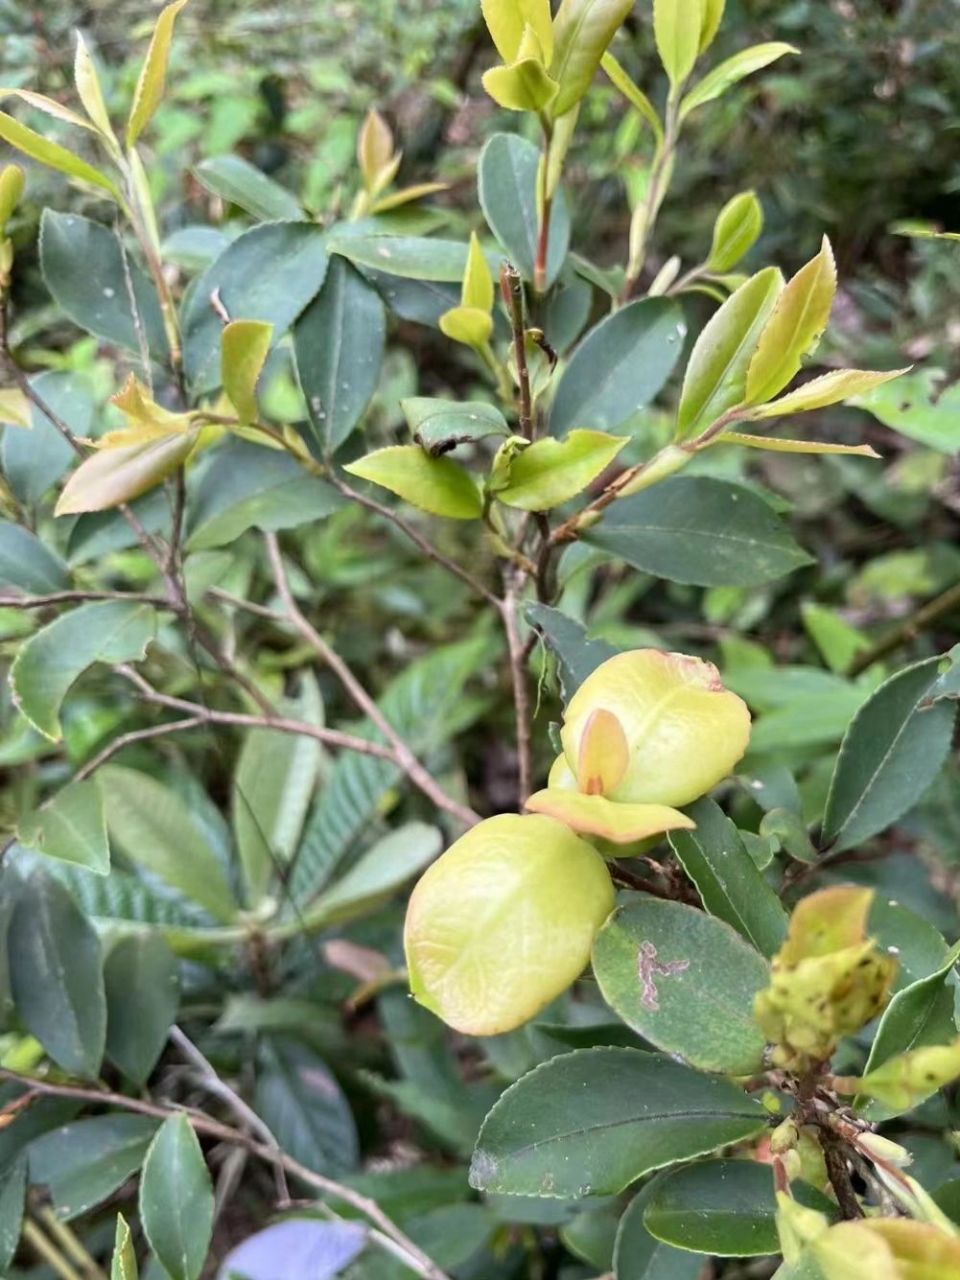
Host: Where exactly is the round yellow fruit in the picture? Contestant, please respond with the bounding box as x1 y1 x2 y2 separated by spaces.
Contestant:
404 813 614 1035
558 649 751 808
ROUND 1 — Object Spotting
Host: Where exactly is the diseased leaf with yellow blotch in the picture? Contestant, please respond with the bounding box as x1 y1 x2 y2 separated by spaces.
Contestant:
525 789 694 844
746 237 837 406
221 319 272 423
576 708 629 795
126 0 190 147
344 445 482 520
837 1039 960 1112
781 885 874 962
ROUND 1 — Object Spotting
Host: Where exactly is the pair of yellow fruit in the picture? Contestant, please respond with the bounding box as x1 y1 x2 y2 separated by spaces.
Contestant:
404 649 752 1035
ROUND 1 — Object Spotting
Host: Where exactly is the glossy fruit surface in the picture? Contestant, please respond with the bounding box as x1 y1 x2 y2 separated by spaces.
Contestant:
404 813 614 1035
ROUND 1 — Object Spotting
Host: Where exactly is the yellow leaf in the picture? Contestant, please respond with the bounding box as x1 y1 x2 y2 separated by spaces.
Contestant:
850 1038 960 1111
525 789 694 844
0 111 120 201
370 181 448 213
779 885 873 963
654 0 703 89
495 429 629 511
698 0 726 51
724 432 881 458
0 88 97 133
74 34 119 149
812 1222 899 1280
866 1220 960 1277
481 0 554 64
357 108 394 192
482 57 559 112
439 305 494 349
111 374 191 435
0 387 30 428
55 431 199 515
126 0 190 147
576 707 629 795
221 319 273 422
344 445 483 520
749 366 910 419
462 231 494 312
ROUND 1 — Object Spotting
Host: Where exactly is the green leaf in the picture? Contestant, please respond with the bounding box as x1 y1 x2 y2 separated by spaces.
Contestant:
186 438 342 551
328 233 475 282
139 1114 213 1280
483 58 559 112
99 765 238 922
221 319 272 423
232 704 323 906
126 0 189 146
707 191 763 273
746 238 837 406
750 367 908 420
550 298 685 435
111 1216 138 1280
481 0 553 63
593 897 769 1074
822 657 956 853
675 266 783 440
9 868 106 1077
181 222 328 393
194 154 303 221
524 603 620 703
18 779 109 875
470 1048 766 1198
402 397 510 455
28 1114 159 1220
698 0 725 51
10 600 156 741
802 603 870 676
653 0 703 88
0 521 69 594
644 1160 836 1256
550 0 635 115
292 635 488 901
850 368 960 455
2 372 93 505
104 933 179 1085
584 476 812 586
0 111 120 199
294 256 386 454
496 430 628 511
74 33 117 145
303 822 442 928
0 1155 26 1274
667 798 787 956
40 210 168 361
55 430 199 516
254 1037 358 1176
477 134 570 286
679 42 798 118
344 445 482 519
600 53 664 145
613 1182 703 1280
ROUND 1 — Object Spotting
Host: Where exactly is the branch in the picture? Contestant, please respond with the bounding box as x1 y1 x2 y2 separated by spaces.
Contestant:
500 575 532 804
74 716 208 781
0 590 169 610
265 533 481 829
846 579 960 676
0 1070 451 1280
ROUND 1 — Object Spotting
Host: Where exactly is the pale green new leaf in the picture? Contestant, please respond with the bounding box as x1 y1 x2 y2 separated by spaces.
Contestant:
0 111 121 200
723 433 880 458
221 319 272 422
139 1114 213 1280
303 822 443 928
481 0 553 63
344 445 482 519
483 58 558 112
600 52 664 145
127 0 190 146
55 430 200 516
698 0 726 52
653 0 703 90
551 0 635 117
496 429 628 511
111 1216 138 1280
680 42 798 118
749 367 908 419
18 779 109 875
707 191 762 273
74 34 118 147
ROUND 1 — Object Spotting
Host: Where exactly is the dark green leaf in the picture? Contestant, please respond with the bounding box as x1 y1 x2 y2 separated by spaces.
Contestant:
194 155 303 221
668 798 787 956
613 1182 702 1280
560 1204 619 1270
2 371 94 504
0 1154 26 1273
139 1114 213 1280
477 133 570 287
40 211 168 361
524 603 621 703
0 521 68 593
104 933 180 1085
822 657 956 852
593 897 769 1074
181 222 328 393
469 1048 766 1198
294 256 386 454
254 1037 358 1177
8 868 106 1077
584 476 812 586
549 298 685 436
28 1114 159 1220
328 234 473 282
402 397 510 455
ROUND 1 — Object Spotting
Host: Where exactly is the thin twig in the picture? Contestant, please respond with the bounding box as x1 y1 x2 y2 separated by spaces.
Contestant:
73 716 208 781
499 263 532 439
0 1071 451 1280
0 590 169 610
265 533 480 828
500 575 532 804
847 579 960 676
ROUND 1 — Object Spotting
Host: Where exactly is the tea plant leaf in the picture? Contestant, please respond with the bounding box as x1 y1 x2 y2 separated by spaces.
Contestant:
110 1216 138 1280
99 765 238 922
328 233 474 282
483 59 559 113
0 1155 26 1274
583 476 812 586
549 297 685 435
613 1182 703 1280
0 521 68 593
73 34 117 145
403 397 510 454
850 368 960 454
750 367 908 420
56 430 200 516
40 211 169 361
668 798 787 956
593 897 769 1074
524 603 621 702
139 1114 213 1280
724 433 880 458
0 112 120 199
478 133 570 285
481 0 553 63
601 53 664 144
194 154 303 221
18 779 109 875
551 0 635 116
303 822 443 928
221 319 272 423
680 42 798 117
294 255 386 454
10 600 157 741
707 191 763 273
254 1037 358 1176
497 430 628 511
104 933 180 1085
344 445 482 519
28 1114 159 1220
126 0 190 146
469 1047 766 1197
822 656 956 852
8 868 106 1078
653 0 703 88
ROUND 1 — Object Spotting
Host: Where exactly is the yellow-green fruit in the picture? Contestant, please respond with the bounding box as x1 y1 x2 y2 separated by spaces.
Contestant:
404 813 614 1035
558 650 751 807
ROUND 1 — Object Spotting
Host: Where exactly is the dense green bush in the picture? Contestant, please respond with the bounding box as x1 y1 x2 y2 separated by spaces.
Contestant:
1 2 960 1280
